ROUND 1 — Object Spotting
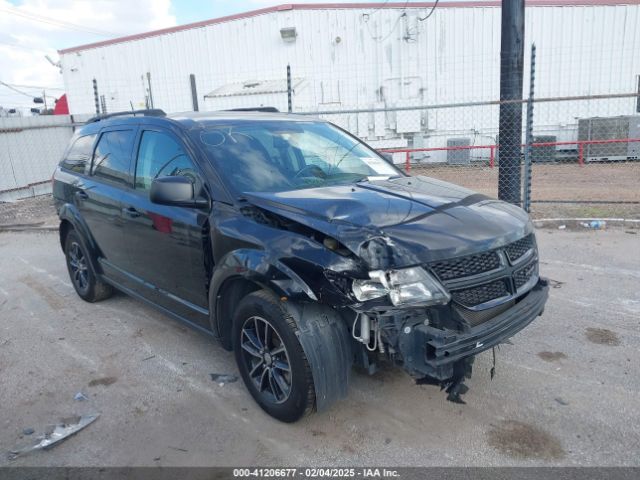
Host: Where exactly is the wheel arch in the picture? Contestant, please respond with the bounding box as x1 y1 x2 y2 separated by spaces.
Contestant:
209 248 318 349
214 276 262 350
58 203 103 274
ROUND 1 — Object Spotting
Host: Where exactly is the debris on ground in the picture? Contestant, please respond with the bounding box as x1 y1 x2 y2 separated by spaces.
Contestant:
74 392 89 401
168 446 188 453
210 373 239 385
8 414 99 459
22 428 34 436
555 397 569 406
580 220 606 230
547 278 564 289
558 224 566 230
141 355 156 361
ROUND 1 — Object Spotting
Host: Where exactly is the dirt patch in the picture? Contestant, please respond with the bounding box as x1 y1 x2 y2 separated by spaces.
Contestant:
487 420 565 460
19 275 65 311
585 328 621 346
410 162 640 219
88 376 118 387
537 351 567 362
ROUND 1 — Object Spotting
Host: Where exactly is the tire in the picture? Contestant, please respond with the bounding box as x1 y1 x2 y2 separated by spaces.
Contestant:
64 229 113 303
233 290 315 422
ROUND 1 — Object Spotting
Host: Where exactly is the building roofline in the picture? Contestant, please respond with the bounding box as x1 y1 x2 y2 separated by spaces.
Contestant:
58 1 640 55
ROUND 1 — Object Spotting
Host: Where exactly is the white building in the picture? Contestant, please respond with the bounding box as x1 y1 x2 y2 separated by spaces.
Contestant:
58 1 640 155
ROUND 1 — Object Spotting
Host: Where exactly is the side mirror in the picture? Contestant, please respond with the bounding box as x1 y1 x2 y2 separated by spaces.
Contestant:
150 176 209 209
378 151 394 164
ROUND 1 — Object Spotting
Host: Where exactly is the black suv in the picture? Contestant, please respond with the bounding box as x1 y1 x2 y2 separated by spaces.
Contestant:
53 109 548 422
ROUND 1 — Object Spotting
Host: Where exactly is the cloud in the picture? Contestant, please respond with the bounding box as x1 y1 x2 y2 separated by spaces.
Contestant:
0 0 176 113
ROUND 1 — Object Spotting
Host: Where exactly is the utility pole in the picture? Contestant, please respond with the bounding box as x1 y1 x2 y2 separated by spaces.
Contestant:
42 90 47 111
497 0 525 205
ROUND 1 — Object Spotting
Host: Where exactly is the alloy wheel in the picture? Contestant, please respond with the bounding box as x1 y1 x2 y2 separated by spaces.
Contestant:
68 241 89 292
240 315 292 404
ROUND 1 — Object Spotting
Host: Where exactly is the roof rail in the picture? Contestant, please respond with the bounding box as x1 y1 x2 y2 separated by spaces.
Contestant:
87 108 166 123
224 107 280 113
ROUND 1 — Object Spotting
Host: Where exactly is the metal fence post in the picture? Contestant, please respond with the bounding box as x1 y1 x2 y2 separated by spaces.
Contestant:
287 64 293 113
497 0 525 205
92 78 100 115
523 44 536 213
146 72 154 109
189 74 199 112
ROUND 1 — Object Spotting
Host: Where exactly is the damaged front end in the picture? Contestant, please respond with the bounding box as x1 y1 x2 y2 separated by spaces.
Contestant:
344 233 549 403
233 181 549 405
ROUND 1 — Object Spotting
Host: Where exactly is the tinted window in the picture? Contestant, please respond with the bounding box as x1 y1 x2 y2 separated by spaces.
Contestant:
61 134 96 174
91 130 135 185
135 131 198 191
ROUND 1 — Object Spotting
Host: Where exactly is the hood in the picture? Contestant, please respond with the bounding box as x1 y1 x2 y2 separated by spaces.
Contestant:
243 176 533 269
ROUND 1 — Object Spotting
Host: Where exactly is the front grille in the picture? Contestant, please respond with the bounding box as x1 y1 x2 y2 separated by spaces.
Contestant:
430 251 501 281
451 279 509 307
429 233 539 310
504 234 534 263
514 260 538 290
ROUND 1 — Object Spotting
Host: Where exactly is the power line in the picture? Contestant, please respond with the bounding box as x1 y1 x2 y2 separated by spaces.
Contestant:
418 0 440 21
363 0 390 17
0 80 37 98
0 6 118 37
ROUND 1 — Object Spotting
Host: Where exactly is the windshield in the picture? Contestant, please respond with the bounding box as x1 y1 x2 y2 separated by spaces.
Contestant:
196 121 400 194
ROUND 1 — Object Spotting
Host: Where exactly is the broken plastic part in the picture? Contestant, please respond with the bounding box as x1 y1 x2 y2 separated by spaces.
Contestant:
210 373 238 384
9 414 99 459
415 357 474 404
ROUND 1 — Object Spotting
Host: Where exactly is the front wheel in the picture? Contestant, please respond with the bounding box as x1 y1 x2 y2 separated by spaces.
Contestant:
233 290 315 422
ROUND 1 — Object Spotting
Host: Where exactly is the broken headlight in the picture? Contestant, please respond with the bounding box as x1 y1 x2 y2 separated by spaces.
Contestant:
352 267 450 306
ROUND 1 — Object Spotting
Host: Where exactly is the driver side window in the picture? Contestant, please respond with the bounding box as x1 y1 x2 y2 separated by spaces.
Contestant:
135 130 197 191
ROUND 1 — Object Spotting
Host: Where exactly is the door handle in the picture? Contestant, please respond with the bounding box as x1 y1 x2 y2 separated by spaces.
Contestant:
75 190 89 200
122 207 141 218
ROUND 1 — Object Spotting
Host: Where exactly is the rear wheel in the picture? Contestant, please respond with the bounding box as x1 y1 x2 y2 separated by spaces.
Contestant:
64 230 113 302
233 290 315 422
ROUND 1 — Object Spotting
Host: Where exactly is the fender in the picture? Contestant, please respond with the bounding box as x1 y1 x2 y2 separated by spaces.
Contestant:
285 300 353 412
58 203 104 274
209 248 317 339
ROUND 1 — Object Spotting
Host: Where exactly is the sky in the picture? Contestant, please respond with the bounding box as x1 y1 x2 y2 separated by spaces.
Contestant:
0 0 412 113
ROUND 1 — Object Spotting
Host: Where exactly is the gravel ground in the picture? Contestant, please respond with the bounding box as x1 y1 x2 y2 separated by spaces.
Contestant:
0 195 57 229
0 228 639 467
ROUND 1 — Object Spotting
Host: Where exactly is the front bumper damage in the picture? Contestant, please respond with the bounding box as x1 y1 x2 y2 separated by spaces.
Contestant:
397 278 549 401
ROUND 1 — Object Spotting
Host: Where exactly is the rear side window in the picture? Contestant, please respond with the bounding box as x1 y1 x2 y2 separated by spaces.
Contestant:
135 130 198 191
91 130 135 186
61 134 96 174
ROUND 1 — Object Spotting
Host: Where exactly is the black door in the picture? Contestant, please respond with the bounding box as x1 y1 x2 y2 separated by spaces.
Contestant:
120 128 210 327
77 128 136 281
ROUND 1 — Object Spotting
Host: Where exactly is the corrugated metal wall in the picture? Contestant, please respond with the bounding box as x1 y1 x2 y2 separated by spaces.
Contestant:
60 3 640 115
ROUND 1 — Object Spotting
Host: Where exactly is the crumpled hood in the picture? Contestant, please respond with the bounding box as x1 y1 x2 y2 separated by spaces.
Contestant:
243 176 533 269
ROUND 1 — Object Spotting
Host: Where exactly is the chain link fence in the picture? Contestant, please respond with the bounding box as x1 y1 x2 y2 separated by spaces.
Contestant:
2 45 639 219
285 47 639 219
